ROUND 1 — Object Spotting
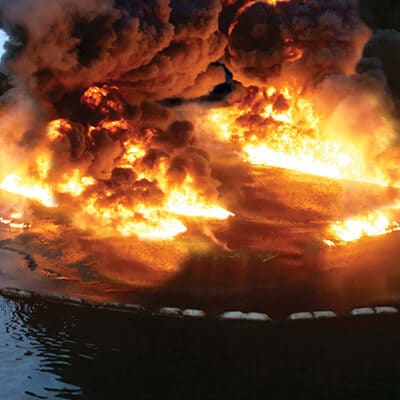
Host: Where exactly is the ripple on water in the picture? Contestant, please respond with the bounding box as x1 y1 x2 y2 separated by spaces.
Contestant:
0 298 82 399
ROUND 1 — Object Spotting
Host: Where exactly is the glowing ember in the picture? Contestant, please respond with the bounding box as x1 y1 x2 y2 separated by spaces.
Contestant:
325 210 400 246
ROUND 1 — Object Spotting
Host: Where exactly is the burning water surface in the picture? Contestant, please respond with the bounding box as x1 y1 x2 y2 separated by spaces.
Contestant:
1 81 399 252
204 82 400 246
0 85 234 242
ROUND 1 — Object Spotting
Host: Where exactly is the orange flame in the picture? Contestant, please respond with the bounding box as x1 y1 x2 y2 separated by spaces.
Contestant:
163 175 234 220
82 197 188 241
0 154 57 207
0 86 234 241
47 119 72 141
57 169 95 197
325 208 400 246
81 86 108 108
228 0 290 36
208 85 392 186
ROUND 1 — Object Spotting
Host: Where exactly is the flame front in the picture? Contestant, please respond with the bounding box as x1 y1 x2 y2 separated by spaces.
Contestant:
0 152 57 208
205 83 400 246
57 169 95 197
0 85 234 240
208 85 392 185
325 209 400 246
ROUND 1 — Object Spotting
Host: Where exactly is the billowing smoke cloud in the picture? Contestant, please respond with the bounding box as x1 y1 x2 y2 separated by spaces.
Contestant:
357 0 400 103
0 0 234 240
222 0 371 87
361 30 400 101
0 0 399 243
0 0 226 103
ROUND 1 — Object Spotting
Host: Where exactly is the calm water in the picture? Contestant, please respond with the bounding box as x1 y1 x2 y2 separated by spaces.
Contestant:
2 296 400 399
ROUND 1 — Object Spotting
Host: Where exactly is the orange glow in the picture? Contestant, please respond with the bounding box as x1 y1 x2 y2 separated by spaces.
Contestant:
0 173 56 207
47 119 72 141
81 197 188 240
81 86 108 108
208 85 392 186
100 119 129 135
118 141 147 168
0 154 57 207
57 169 95 197
325 209 400 246
0 88 234 241
228 0 290 36
163 176 234 220
79 162 234 240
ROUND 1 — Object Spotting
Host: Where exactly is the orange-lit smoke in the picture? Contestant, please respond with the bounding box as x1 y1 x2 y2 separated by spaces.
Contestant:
0 0 398 251
0 85 234 241
207 84 394 185
227 0 290 36
204 80 400 246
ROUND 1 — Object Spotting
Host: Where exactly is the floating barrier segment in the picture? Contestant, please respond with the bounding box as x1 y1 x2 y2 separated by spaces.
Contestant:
0 287 147 315
1 287 399 323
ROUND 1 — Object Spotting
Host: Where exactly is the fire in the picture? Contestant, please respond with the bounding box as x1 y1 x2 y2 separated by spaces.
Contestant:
99 119 129 136
325 209 400 246
0 152 58 208
118 141 147 168
0 174 56 208
242 140 358 180
0 80 397 247
81 86 108 108
164 176 234 220
208 85 391 185
81 85 124 114
47 119 72 141
0 84 234 241
82 197 188 240
206 83 400 246
0 210 32 230
228 0 290 36
0 151 58 209
79 184 232 240
77 150 233 239
266 0 289 4
57 169 95 197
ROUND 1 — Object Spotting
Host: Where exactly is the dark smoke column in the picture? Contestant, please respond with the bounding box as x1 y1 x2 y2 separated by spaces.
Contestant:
221 0 370 87
359 0 400 103
0 0 227 106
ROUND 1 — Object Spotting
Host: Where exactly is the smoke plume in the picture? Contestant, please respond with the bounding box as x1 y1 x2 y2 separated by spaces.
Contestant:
223 0 371 87
0 0 226 103
0 0 399 243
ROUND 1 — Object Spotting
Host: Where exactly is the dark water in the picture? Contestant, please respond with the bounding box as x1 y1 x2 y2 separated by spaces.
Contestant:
2 296 400 400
